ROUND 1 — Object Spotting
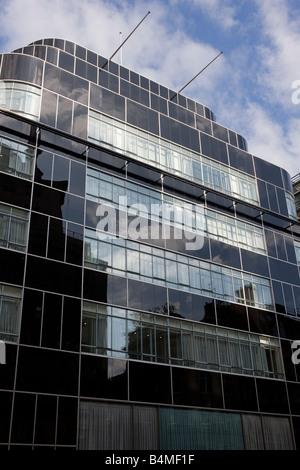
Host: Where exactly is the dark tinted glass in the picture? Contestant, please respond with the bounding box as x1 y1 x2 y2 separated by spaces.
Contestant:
128 279 167 314
75 44 86 59
32 184 66 219
229 130 237 146
73 102 88 140
66 222 83 265
129 362 171 403
127 100 159 135
283 283 295 315
61 297 81 351
35 150 53 185
200 133 228 164
257 180 269 209
276 187 289 217
59 51 74 73
99 69 119 93
69 161 85 197
282 169 293 193
288 383 300 415
222 375 258 411
196 116 212 134
62 194 84 224
0 248 25 285
285 236 297 264
76 58 97 83
169 102 195 127
168 290 216 323
47 217 66 262
267 183 279 213
44 63 89 105
25 256 82 297
265 229 277 257
150 94 168 115
120 80 149 106
52 154 69 190
10 393 36 443
34 395 57 444
56 96 73 133
80 355 128 399
160 115 200 153
216 301 248 330
28 212 48 256
228 146 254 175
16 346 79 395
90 83 125 120
20 289 43 346
241 250 270 277
211 240 241 270
41 293 62 349
272 280 285 313
256 378 289 413
248 307 278 336
254 156 283 187
0 391 12 443
213 123 228 142
269 258 300 285
277 314 300 340
141 76 149 90
56 397 78 445
0 172 31 209
40 89 57 127
172 368 223 408
46 46 58 65
0 54 43 85
83 270 127 307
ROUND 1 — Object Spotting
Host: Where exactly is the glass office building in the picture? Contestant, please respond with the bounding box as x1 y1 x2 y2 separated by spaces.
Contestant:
0 38 299 450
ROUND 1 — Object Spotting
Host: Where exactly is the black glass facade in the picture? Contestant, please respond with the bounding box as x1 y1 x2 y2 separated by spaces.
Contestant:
0 38 299 450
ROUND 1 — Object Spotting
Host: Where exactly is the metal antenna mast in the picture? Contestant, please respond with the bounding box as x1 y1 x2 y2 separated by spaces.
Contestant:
170 51 223 101
102 11 151 68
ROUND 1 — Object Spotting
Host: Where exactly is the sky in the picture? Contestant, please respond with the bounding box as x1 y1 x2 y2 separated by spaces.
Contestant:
0 0 299 177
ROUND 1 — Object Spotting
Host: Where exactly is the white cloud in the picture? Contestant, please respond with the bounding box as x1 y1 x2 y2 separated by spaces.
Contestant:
0 0 224 94
0 0 299 177
254 0 300 110
189 0 238 30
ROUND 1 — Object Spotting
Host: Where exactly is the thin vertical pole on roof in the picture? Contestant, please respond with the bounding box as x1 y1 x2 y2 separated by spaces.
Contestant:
101 10 150 69
119 32 123 66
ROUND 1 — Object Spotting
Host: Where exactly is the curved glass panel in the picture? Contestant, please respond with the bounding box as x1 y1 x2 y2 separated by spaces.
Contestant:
0 53 43 86
0 80 41 120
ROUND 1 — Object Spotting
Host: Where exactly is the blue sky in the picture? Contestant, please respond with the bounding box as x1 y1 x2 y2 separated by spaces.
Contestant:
0 0 299 176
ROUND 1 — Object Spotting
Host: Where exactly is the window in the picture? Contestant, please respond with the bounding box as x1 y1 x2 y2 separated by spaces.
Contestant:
295 240 300 265
88 111 259 205
0 203 29 252
285 192 297 219
0 136 35 180
84 226 273 310
0 283 22 342
0 81 41 120
86 167 265 254
81 300 283 378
